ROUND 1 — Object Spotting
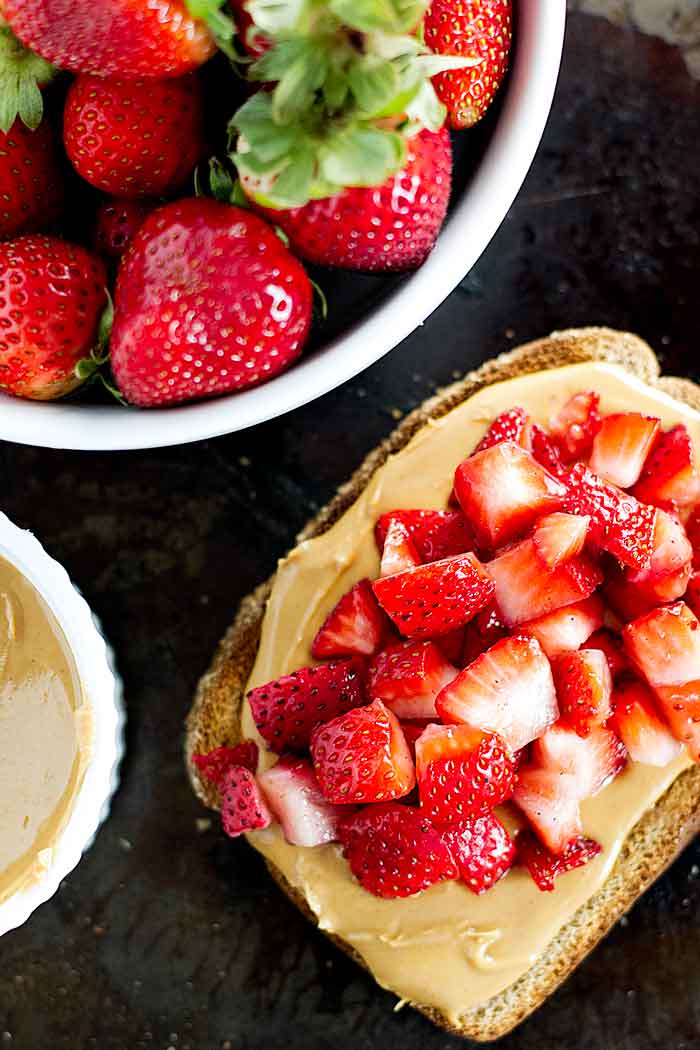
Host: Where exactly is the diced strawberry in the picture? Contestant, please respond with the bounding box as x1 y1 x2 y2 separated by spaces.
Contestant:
686 505 700 568
220 765 273 837
520 595 604 659
529 424 567 477
512 767 582 854
653 682 700 760
624 509 692 602
337 803 458 898
533 512 590 570
474 406 531 452
603 563 661 623
311 579 387 659
454 441 567 549
368 640 456 719
486 536 603 627
553 648 613 737
375 509 476 563
549 390 601 463
192 741 259 785
531 721 627 797
610 678 682 767
563 463 657 571
632 425 700 509
686 571 700 620
462 602 509 663
441 812 515 894
415 723 515 823
310 699 415 803
516 830 602 891
586 628 630 679
436 627 466 666
258 755 345 847
379 518 421 577
247 657 368 753
436 635 558 751
400 720 431 759
589 412 660 489
372 552 494 639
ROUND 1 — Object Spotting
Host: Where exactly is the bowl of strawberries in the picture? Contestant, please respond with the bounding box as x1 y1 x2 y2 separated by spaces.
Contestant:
0 0 564 449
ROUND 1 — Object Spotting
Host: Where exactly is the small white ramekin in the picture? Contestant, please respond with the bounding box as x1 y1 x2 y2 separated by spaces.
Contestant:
0 512 124 937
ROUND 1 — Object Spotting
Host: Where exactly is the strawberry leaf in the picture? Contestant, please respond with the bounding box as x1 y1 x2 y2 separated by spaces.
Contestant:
329 0 426 34
0 26 56 134
318 126 405 187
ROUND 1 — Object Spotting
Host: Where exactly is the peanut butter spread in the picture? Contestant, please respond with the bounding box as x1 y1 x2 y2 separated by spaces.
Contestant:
0 556 91 904
241 362 697 1022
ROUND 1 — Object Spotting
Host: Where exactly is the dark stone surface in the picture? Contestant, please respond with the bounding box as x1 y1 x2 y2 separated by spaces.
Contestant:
1 10 700 1050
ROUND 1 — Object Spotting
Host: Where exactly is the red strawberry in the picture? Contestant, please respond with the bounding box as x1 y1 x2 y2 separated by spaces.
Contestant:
624 509 692 603
486 536 603 627
337 803 458 899
586 628 630 679
3 0 216 78
462 601 509 663
512 767 582 854
192 741 259 785
520 595 604 659
533 512 590 570
474 406 530 452
311 579 387 659
603 562 661 623
589 412 660 489
372 552 494 639
64 74 206 200
400 720 432 759
686 571 700 620
529 424 567 477
379 518 421 577
220 765 273 837
247 657 367 753
632 424 700 508
258 756 345 847
531 722 626 798
436 626 466 666
94 198 150 260
552 648 613 737
549 390 601 463
368 640 456 719
228 0 270 58
110 199 312 406
0 119 63 240
375 509 476 563
310 699 415 804
415 722 515 823
0 235 107 400
454 441 566 550
687 506 700 568
246 128 452 273
424 0 512 129
441 812 515 894
516 830 602 892
436 635 558 752
611 678 681 767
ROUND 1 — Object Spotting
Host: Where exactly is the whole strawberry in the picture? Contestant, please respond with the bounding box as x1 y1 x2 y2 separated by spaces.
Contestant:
64 75 206 199
0 236 107 399
2 0 216 78
110 199 313 406
93 198 151 260
245 128 452 273
424 0 512 129
0 119 64 239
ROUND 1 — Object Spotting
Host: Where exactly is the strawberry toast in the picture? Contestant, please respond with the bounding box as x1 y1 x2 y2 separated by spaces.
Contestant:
187 328 700 1041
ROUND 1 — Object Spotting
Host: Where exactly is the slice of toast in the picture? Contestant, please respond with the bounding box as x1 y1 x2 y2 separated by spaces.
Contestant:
185 326 700 1042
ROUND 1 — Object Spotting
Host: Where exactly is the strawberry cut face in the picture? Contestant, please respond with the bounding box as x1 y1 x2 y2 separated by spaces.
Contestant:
611 678 682 767
549 390 601 463
512 767 582 855
517 830 602 892
552 648 613 738
589 412 660 490
520 595 604 659
531 722 627 799
379 518 421 577
368 640 456 719
375 509 476 564
632 424 700 508
415 722 515 823
258 755 345 847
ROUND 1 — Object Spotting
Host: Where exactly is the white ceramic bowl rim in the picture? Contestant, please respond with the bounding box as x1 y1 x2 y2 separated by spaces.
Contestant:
0 1 566 450
0 513 123 937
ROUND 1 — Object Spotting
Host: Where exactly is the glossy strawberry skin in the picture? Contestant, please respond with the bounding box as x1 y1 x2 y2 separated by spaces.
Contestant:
474 406 530 452
192 741 259 786
0 119 64 239
379 518 421 577
632 424 700 508
552 648 613 738
589 412 660 489
94 198 151 260
549 390 601 463
220 765 273 837
375 509 476 563
368 640 456 720
415 722 515 823
110 199 312 406
311 579 387 659
441 812 515 894
517 830 602 892
520 595 604 660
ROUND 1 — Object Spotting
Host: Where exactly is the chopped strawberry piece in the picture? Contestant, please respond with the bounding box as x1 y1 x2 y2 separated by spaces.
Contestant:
513 766 582 854
415 723 515 823
311 579 387 659
516 830 602 891
474 406 530 452
379 518 421 577
454 441 566 549
258 755 345 847
400 720 431 758
685 571 700 620
192 741 259 785
553 648 613 737
603 562 661 623
486 536 603 627
441 812 515 894
529 424 567 477
375 509 476 563
533 512 590 570
462 601 509 663
248 657 368 753
632 424 700 508
531 722 627 798
685 505 700 568
624 509 692 602
310 699 415 803
611 678 682 767
368 640 456 719
563 463 657 571
586 627 630 679
589 412 660 489
436 635 558 751
520 595 604 659
549 390 601 463
220 765 273 837
372 552 494 639
436 626 466 666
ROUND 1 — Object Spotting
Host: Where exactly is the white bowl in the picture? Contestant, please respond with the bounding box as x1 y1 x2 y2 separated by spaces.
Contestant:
0 1 565 451
0 513 123 937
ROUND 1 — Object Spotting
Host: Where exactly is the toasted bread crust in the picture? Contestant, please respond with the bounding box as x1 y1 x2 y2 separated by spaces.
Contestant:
185 327 700 1041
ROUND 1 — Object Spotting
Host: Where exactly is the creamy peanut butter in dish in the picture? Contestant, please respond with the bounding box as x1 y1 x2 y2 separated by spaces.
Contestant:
0 555 92 905
240 362 700 1024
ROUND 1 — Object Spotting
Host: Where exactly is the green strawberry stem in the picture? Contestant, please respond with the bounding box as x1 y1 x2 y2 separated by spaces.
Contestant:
185 0 240 62
73 292 126 404
0 21 57 134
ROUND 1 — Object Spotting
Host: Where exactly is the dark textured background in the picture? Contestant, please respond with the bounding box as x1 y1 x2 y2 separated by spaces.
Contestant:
2 9 700 1049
